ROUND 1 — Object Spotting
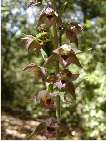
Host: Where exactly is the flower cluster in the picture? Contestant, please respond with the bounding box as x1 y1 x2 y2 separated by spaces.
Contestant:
22 2 83 138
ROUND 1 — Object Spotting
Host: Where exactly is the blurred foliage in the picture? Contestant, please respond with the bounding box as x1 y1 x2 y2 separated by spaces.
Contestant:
1 0 106 139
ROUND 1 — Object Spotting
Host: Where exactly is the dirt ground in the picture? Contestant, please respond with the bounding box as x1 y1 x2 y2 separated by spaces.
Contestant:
1 107 83 140
1 111 47 140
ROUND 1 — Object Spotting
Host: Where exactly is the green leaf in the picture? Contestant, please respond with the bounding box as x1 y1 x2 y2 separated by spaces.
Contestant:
36 32 49 43
47 83 54 92
40 48 48 61
43 41 54 57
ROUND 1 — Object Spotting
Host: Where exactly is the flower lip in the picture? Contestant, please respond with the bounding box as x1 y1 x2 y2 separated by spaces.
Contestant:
47 15 53 19
47 126 55 132
61 80 66 84
61 55 68 60
46 98 53 105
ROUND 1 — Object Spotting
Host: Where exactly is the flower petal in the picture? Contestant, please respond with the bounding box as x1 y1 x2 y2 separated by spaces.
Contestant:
23 63 47 80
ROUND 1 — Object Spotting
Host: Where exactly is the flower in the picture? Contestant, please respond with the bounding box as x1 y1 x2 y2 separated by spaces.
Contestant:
22 35 43 52
38 7 62 27
36 90 55 109
23 63 47 81
66 22 83 47
53 44 82 67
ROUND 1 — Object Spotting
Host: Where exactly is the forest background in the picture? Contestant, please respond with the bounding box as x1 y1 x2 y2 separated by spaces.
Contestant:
1 0 106 139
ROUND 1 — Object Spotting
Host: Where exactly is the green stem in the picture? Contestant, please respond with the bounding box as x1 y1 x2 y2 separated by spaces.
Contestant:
53 25 58 48
51 0 61 139
57 0 62 46
56 95 61 123
56 95 61 139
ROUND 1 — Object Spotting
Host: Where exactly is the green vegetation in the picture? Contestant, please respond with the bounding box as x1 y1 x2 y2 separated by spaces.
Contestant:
1 0 106 139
